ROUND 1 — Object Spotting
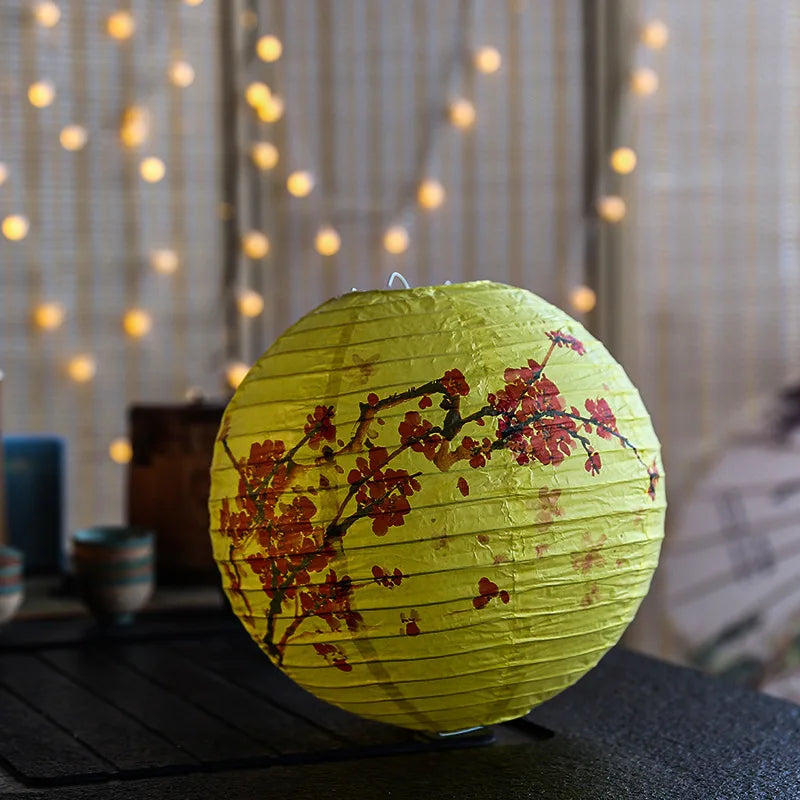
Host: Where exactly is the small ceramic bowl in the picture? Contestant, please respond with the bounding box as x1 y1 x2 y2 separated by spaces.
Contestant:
0 545 24 626
72 526 155 626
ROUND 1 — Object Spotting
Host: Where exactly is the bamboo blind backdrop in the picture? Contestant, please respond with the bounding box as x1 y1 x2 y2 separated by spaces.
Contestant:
622 0 800 654
0 1 586 533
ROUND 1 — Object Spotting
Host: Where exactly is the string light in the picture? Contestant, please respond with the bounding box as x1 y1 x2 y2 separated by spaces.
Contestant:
0 163 7 186
569 285 597 314
242 230 269 259
150 248 179 274
226 361 250 390
257 95 284 122
596 195 626 223
66 354 96 383
641 20 669 50
237 289 264 318
109 437 133 464
449 98 476 128
28 80 55 108
256 34 282 62
286 170 314 197
474 46 502 74
2 214 29 241
120 106 150 147
183 0 203 5
106 10 135 40
245 81 271 109
33 1 61 27
59 124 88 151
168 61 195 88
33 302 66 330
609 146 637 175
122 308 152 338
139 156 165 183
417 179 445 210
315 226 341 256
383 225 409 254
630 67 659 96
251 141 279 170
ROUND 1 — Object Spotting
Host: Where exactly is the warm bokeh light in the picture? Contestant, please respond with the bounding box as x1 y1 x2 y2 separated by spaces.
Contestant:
33 1 61 27
417 179 445 210
251 141 279 170
183 0 203 5
474 46 502 74
641 20 669 50
139 156 166 183
237 289 265 318
168 61 195 88
120 106 150 147
2 214 30 241
33 302 66 330
596 195 626 223
226 361 250 390
242 230 270 259
245 81 271 109
315 226 341 256
66 354 96 383
122 308 152 338
106 10 135 40
257 95 284 122
383 225 409 254
109 437 133 464
286 170 314 198
150 248 179 274
0 163 7 186
630 67 659 96
449 98 476 128
569 285 597 314
609 146 637 175
256 34 282 62
59 124 88 151
28 80 55 108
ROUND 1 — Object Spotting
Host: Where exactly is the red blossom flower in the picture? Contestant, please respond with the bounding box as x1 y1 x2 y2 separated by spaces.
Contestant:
419 395 433 409
472 576 510 609
398 411 441 460
585 452 602 475
457 476 470 496
647 459 660 501
313 642 353 671
546 330 586 355
372 565 406 588
440 368 470 396
585 398 617 439
400 610 421 636
304 405 336 449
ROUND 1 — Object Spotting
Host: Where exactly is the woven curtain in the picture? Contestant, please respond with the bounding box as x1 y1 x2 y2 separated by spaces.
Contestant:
1 1 587 532
621 0 800 653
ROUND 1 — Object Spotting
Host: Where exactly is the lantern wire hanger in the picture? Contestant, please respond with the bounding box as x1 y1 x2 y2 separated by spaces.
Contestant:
386 271 411 289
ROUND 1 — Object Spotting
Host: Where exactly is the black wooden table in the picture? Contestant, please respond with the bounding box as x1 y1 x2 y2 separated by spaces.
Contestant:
1 610 798 799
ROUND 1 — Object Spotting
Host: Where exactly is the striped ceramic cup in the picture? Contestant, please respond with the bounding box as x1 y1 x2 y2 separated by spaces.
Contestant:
72 526 155 625
0 545 24 626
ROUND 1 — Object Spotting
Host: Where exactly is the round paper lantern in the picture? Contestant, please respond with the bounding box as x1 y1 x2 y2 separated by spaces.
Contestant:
209 281 665 733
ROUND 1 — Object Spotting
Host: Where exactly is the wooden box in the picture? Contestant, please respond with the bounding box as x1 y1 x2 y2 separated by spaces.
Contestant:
127 403 226 584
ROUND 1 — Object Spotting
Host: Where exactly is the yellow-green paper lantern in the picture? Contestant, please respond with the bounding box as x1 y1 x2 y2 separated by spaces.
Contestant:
209 281 665 733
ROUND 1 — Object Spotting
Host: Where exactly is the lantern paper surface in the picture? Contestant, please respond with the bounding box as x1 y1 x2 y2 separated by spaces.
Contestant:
209 281 665 733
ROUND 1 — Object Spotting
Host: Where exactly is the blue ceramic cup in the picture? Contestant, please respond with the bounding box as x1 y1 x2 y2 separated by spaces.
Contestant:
72 526 155 625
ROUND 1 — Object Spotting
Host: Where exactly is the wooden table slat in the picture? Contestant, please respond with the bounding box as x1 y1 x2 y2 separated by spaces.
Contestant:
0 655 196 775
40 648 267 765
0 687 110 784
112 642 341 756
